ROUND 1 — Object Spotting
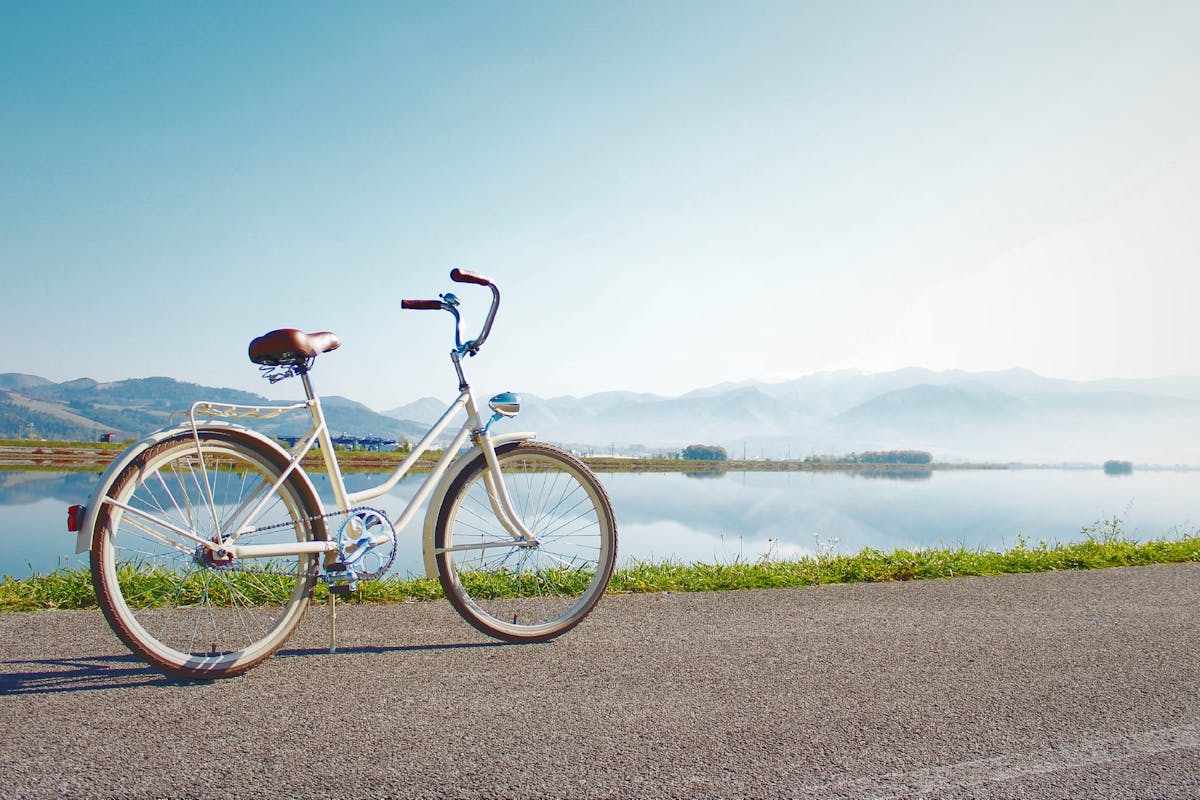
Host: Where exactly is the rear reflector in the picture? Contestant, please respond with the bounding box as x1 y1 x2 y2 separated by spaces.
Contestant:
67 504 85 533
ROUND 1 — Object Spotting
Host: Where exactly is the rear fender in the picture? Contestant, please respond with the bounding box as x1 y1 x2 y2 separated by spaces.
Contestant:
75 422 320 554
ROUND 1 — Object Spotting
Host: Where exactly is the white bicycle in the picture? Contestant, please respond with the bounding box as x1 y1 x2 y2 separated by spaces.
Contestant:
68 269 618 680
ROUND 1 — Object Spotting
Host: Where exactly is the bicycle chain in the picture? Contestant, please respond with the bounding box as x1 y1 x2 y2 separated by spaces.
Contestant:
209 505 398 581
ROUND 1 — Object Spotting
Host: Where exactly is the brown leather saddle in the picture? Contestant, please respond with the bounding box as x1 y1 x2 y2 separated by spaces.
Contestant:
248 328 342 368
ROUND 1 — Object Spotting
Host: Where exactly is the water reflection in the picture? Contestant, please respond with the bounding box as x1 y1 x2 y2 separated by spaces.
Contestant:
3 468 1198 579
850 469 933 481
598 468 1199 566
0 471 104 506
679 468 935 481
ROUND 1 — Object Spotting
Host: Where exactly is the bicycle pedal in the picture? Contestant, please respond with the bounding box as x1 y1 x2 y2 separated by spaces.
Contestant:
328 585 353 596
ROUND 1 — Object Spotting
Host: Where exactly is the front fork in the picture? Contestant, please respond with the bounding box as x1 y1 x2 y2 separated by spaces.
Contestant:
474 429 539 546
462 380 537 547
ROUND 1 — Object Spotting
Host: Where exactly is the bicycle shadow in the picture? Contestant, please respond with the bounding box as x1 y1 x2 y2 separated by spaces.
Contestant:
0 641 514 695
0 654 180 695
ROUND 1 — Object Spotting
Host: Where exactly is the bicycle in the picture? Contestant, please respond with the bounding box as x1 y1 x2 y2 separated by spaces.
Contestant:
67 269 618 680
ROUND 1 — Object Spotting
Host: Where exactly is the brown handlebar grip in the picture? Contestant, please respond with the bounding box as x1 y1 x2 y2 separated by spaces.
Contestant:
401 299 443 310
450 268 491 286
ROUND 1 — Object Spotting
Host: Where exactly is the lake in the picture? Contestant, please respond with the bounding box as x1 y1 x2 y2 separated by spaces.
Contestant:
2 467 1196 580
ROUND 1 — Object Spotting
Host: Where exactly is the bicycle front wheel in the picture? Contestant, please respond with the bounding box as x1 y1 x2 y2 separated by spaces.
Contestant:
435 441 617 642
91 430 326 680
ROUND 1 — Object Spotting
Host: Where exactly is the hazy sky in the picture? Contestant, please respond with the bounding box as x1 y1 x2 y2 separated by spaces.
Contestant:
4 1 1197 411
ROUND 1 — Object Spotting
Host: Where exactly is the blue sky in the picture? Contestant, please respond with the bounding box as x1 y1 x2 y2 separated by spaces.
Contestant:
4 1 1197 411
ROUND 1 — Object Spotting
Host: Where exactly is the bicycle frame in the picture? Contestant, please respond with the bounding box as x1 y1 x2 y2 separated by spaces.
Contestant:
205 368 538 562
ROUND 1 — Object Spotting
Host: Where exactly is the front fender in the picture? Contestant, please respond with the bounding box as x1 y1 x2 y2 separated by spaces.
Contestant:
420 431 536 579
75 422 317 554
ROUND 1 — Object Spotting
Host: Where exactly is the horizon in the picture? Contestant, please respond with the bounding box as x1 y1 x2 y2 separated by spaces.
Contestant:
7 363 1200 413
4 2 1198 410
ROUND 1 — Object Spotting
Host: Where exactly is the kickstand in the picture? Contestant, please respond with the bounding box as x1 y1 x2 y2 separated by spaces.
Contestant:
327 591 337 653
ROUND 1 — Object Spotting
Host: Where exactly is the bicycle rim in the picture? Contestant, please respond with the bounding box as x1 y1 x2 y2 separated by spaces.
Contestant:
91 431 323 679
435 442 617 642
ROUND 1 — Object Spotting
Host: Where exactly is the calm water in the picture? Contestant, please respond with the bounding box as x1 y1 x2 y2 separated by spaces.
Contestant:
2 468 1197 579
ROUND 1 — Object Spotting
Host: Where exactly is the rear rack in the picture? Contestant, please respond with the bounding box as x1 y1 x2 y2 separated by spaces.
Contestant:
178 400 312 427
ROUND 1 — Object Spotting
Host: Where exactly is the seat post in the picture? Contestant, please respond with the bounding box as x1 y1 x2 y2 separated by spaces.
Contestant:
299 370 318 403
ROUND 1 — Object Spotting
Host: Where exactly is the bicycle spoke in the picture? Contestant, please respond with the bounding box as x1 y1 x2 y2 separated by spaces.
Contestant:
436 442 616 642
93 431 322 679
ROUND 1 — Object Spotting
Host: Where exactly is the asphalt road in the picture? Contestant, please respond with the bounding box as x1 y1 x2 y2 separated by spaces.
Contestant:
1 564 1197 799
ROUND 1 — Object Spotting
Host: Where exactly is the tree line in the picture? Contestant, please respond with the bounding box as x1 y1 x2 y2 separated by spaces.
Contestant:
804 450 932 465
676 446 932 464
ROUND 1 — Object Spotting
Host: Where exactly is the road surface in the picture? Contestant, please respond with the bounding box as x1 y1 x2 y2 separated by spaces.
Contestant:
1 564 1197 799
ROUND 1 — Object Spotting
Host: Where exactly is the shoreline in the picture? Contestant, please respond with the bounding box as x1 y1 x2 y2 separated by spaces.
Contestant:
1 441 1194 473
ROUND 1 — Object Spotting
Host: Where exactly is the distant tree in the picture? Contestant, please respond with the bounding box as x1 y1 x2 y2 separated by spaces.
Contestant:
682 444 728 461
859 450 932 465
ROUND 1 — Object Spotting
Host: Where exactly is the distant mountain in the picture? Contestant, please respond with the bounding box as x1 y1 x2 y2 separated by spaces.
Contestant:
383 397 452 426
0 374 53 391
0 374 268 441
833 382 1032 430
0 374 426 444
388 371 1200 464
256 396 427 442
4 369 1200 463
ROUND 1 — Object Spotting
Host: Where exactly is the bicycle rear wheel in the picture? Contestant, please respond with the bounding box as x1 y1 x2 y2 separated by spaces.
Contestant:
434 441 617 642
91 429 325 679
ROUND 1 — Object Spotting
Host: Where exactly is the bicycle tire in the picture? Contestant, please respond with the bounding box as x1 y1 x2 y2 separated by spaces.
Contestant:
91 429 326 679
434 441 617 642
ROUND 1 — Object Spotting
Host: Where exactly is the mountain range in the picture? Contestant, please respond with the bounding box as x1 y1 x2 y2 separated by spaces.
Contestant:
0 373 427 446
385 369 1200 464
4 368 1200 464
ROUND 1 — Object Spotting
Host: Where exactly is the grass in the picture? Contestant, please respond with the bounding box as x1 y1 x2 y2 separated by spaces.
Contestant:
3 520 1197 612
0 566 447 612
609 532 1200 593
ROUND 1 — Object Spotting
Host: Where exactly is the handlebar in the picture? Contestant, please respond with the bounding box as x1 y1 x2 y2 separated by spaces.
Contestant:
450 267 490 286
402 269 501 357
400 299 442 310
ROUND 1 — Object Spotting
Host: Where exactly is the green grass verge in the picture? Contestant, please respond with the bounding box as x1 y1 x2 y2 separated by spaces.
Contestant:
3 529 1197 612
0 566 448 612
609 534 1200 593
